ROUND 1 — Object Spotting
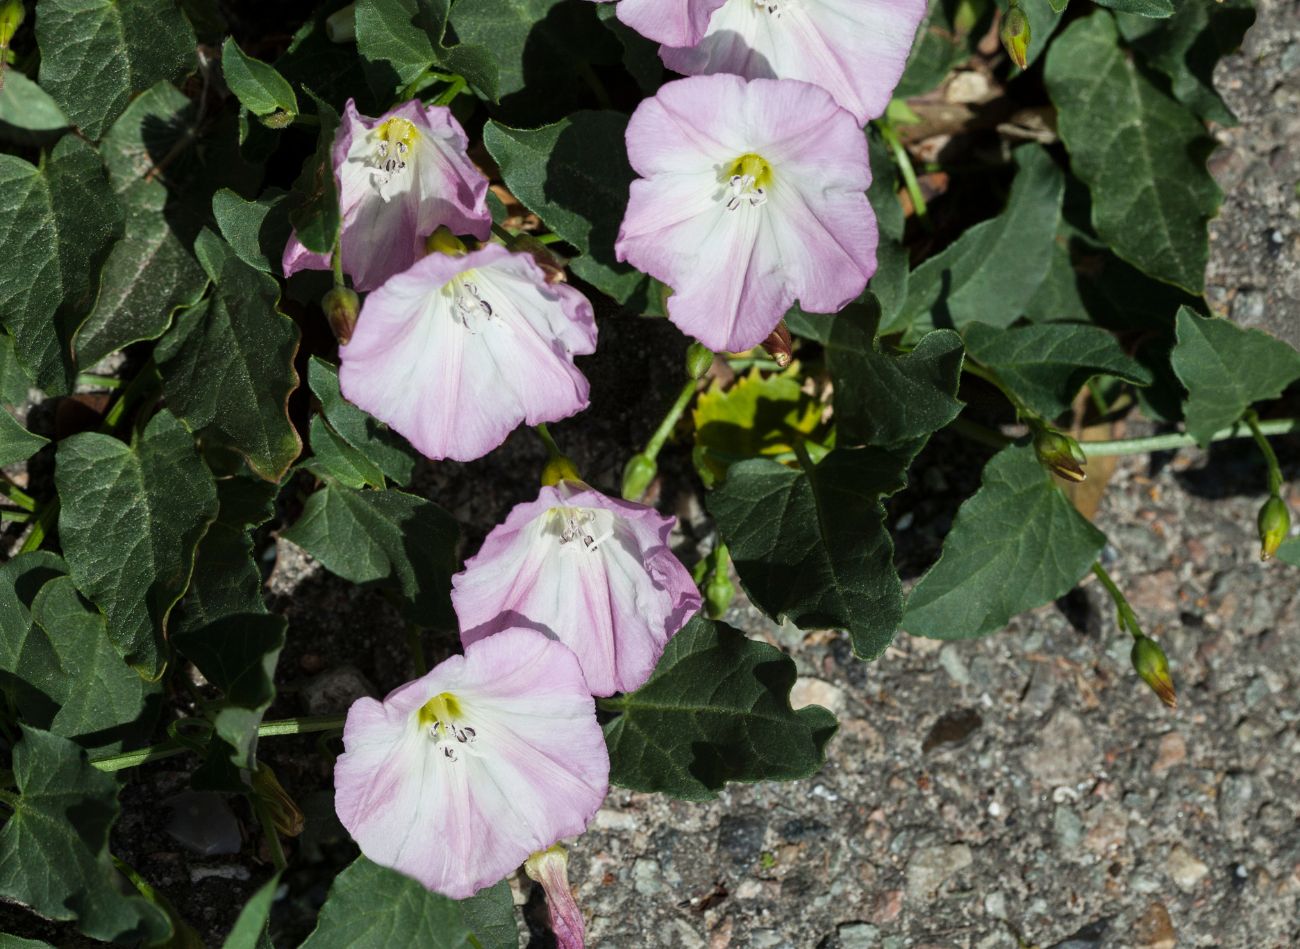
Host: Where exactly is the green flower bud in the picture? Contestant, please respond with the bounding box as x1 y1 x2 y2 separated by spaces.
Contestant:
704 565 735 619
0 0 25 48
685 342 714 380
322 286 360 345
425 226 467 257
1131 636 1176 710
1257 495 1290 561
251 764 304 837
1000 5 1031 70
621 452 657 501
1033 426 1087 483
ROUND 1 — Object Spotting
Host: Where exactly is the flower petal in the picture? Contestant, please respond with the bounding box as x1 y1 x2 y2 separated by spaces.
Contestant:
614 0 727 47
453 485 701 696
334 629 607 899
661 0 927 125
339 243 596 462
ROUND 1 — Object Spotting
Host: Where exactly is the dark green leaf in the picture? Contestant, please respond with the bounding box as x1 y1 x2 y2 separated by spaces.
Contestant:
902 444 1107 639
55 409 219 674
1170 308 1300 446
0 71 69 131
0 336 35 406
0 410 47 466
484 111 644 302
16 576 160 752
1045 11 1220 293
308 357 418 486
355 0 499 101
458 881 520 949
177 476 277 635
0 727 170 943
306 415 388 489
709 447 912 660
34 0 196 139
595 2 662 93
275 5 375 114
281 484 459 628
963 321 1153 418
213 187 291 274
221 37 299 119
288 92 341 256
156 230 302 481
603 615 837 800
0 135 123 394
826 295 964 448
301 858 513 948
222 872 281 949
866 128 909 327
891 144 1064 337
1117 0 1256 125
1092 0 1172 17
174 613 286 773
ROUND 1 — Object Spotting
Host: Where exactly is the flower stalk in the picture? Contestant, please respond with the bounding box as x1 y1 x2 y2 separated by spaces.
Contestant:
1091 562 1176 709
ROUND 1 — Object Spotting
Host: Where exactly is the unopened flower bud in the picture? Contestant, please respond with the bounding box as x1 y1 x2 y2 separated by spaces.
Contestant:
760 322 793 368
1000 5 1031 70
704 564 735 619
251 764 304 837
685 342 714 380
525 845 585 949
1131 636 1176 710
425 226 467 257
1033 427 1087 483
1257 495 1290 561
322 286 359 345
621 452 657 501
510 234 568 284
0 0 24 47
325 2 356 43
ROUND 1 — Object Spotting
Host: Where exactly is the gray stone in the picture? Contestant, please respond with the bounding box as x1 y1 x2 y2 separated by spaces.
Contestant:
905 844 973 901
1022 711 1098 787
299 663 375 716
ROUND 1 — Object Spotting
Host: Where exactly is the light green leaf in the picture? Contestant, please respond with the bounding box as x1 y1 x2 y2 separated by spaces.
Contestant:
213 187 291 274
0 727 170 943
308 357 417 486
1117 0 1256 125
305 415 388 489
709 447 912 660
288 92 341 256
1277 537 1300 568
902 444 1107 639
1170 308 1300 446
173 613 285 773
281 484 459 628
0 135 123 394
222 872 281 949
603 615 837 800
301 858 514 948
963 321 1153 418
0 71 69 131
1092 0 1172 17
891 144 1064 337
221 37 299 119
0 410 47 466
826 295 964 448
55 409 219 674
34 0 196 139
156 230 303 481
1045 11 1221 292
484 111 644 302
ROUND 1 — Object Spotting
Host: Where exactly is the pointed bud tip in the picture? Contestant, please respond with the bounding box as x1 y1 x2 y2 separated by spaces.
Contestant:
1034 428 1087 482
525 845 585 949
0 0 25 46
685 342 714 380
322 287 360 345
1131 636 1177 710
760 322 793 369
1257 495 1290 561
1000 7 1031 70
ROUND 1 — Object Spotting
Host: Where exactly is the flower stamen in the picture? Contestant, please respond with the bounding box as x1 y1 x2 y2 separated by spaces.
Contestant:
417 692 478 760
722 153 773 211
368 117 420 196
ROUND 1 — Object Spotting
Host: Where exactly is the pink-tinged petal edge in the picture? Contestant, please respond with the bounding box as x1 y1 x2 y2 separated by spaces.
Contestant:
613 0 727 47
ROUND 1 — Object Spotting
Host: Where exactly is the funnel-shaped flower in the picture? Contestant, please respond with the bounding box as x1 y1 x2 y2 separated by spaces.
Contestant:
659 0 927 126
452 483 701 696
525 845 586 949
282 98 491 291
334 629 609 898
338 242 597 462
615 74 876 353
598 0 726 46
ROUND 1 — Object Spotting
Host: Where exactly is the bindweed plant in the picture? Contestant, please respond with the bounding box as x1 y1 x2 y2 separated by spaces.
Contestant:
0 0 1296 944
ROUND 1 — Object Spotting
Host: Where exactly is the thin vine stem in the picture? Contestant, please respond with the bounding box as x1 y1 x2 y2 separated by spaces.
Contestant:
89 715 348 774
1244 410 1284 495
643 379 699 461
947 417 1298 457
876 121 930 231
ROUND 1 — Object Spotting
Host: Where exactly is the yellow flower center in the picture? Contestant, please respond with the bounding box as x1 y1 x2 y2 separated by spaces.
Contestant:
418 691 463 729
376 117 420 152
725 153 774 191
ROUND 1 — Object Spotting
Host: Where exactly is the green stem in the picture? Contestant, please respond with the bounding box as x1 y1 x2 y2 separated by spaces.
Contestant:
790 438 816 473
330 233 345 288
644 379 698 462
877 122 930 232
0 509 32 522
252 795 288 871
1091 562 1142 639
432 75 467 107
1 479 36 511
535 422 564 461
90 715 348 773
1083 418 1297 457
1244 411 1284 495
536 233 562 245
76 373 124 390
0 788 17 808
17 499 58 554
947 417 1014 450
